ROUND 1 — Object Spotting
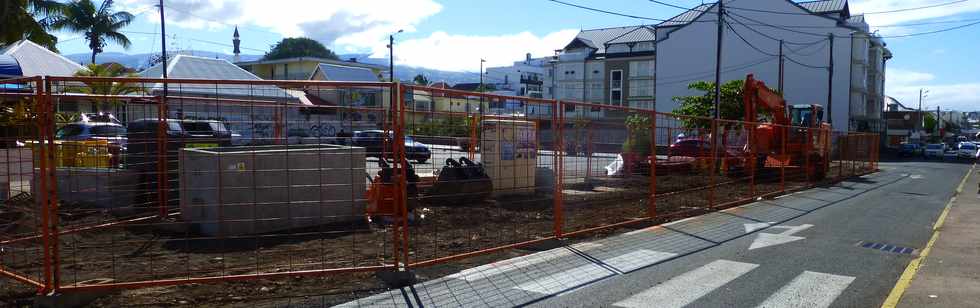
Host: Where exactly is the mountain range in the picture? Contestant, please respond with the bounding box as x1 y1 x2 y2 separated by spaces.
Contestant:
63 51 481 84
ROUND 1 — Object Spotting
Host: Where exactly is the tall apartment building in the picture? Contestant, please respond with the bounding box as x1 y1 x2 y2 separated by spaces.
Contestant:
485 53 548 98
544 25 657 115
654 0 892 133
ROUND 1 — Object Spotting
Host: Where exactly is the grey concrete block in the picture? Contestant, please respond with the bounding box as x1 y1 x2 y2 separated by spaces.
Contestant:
179 144 367 236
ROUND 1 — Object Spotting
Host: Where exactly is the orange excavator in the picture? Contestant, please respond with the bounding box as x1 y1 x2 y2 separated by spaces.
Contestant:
743 74 830 179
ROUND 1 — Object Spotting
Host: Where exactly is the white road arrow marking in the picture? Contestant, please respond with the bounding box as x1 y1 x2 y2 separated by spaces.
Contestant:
744 222 773 233
748 224 813 250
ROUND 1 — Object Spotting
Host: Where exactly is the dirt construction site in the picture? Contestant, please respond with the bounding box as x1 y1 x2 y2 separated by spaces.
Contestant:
0 77 878 307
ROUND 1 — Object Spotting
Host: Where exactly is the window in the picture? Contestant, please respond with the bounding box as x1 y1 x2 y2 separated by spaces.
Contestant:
629 60 654 77
587 81 603 101
55 124 84 139
609 70 623 106
90 125 126 137
629 79 653 97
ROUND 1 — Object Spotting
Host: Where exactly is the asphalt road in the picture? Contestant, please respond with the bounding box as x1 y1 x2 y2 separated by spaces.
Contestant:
526 160 970 308
335 159 972 308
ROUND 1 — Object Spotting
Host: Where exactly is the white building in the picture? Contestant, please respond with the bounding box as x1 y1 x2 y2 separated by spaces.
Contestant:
654 0 890 132
546 25 657 114
485 53 548 98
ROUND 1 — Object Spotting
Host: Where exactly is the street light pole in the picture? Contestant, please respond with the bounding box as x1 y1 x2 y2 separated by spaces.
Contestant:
388 29 403 82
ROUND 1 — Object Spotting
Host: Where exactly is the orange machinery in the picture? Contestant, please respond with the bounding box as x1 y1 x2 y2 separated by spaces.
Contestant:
743 74 831 179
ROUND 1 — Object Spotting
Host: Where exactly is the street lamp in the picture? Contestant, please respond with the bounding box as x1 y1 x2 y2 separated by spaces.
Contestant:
388 29 403 82
479 58 486 115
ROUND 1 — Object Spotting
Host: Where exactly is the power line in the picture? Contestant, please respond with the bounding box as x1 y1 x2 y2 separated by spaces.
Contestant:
724 18 779 57
863 0 970 14
878 19 980 38
159 0 282 36
724 12 826 45
122 31 267 52
723 17 828 70
784 55 828 70
647 0 697 11
546 0 668 22
724 10 828 37
656 55 776 85
725 0 970 16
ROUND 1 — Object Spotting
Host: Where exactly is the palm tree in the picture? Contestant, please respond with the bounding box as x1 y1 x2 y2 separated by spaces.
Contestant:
0 0 66 51
52 0 133 64
71 63 143 112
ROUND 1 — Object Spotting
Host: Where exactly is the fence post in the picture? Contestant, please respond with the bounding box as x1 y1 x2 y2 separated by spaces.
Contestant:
649 112 657 218
780 125 786 192
156 95 168 218
804 127 812 185
748 121 756 197
36 78 53 293
553 100 564 238
708 119 718 208
395 83 411 268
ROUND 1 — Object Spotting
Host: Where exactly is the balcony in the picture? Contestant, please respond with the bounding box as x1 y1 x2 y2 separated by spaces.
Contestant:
520 76 544 85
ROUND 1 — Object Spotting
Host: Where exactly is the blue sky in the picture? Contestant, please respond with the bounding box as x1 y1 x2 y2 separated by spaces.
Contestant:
53 0 980 111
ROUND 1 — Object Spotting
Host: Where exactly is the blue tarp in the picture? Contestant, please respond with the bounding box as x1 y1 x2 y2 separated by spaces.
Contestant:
0 55 23 78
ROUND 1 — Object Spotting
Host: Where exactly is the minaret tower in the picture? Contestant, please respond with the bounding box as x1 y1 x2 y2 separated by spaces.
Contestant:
233 26 241 63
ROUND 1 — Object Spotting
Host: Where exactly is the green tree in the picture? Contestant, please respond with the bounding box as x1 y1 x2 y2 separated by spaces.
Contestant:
413 74 430 85
623 113 652 156
51 0 134 64
0 0 66 51
70 63 143 111
672 79 774 129
262 37 338 61
923 113 936 134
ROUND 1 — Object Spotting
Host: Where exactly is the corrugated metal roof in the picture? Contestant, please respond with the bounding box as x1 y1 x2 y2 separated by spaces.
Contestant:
656 1 849 29
140 55 292 99
568 26 656 54
607 26 657 44
314 63 379 82
798 0 848 13
657 3 714 27
0 40 84 77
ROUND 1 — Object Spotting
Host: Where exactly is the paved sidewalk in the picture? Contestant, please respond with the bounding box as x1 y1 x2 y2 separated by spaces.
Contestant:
897 165 980 308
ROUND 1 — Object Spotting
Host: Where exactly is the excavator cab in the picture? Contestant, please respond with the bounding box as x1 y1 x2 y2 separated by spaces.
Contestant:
789 104 824 128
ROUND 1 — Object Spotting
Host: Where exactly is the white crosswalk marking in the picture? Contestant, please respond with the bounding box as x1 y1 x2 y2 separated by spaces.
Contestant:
755 271 855 308
613 260 759 308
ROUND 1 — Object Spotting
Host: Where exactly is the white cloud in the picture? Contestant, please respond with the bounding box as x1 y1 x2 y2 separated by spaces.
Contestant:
886 68 979 111
851 0 980 33
377 29 579 72
120 0 442 49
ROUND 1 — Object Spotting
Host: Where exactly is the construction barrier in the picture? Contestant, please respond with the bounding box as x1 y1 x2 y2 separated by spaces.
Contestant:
0 77 880 301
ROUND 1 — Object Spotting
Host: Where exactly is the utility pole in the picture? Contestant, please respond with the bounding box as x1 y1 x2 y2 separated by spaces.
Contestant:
778 39 784 94
388 30 403 82
158 0 168 95
479 58 486 116
713 0 724 119
826 33 834 124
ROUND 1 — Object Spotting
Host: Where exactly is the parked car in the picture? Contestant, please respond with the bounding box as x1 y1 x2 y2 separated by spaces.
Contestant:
352 130 431 163
55 122 128 149
54 122 127 167
957 142 978 159
668 138 740 158
898 143 922 157
924 143 946 159
79 112 122 125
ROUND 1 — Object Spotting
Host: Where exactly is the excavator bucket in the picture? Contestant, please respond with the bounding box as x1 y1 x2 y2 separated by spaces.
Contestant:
765 154 792 168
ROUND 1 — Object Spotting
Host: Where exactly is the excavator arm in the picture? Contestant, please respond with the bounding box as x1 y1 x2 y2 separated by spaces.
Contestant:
742 74 788 125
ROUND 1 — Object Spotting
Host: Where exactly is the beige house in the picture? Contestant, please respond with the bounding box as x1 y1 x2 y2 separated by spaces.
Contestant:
236 57 386 81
